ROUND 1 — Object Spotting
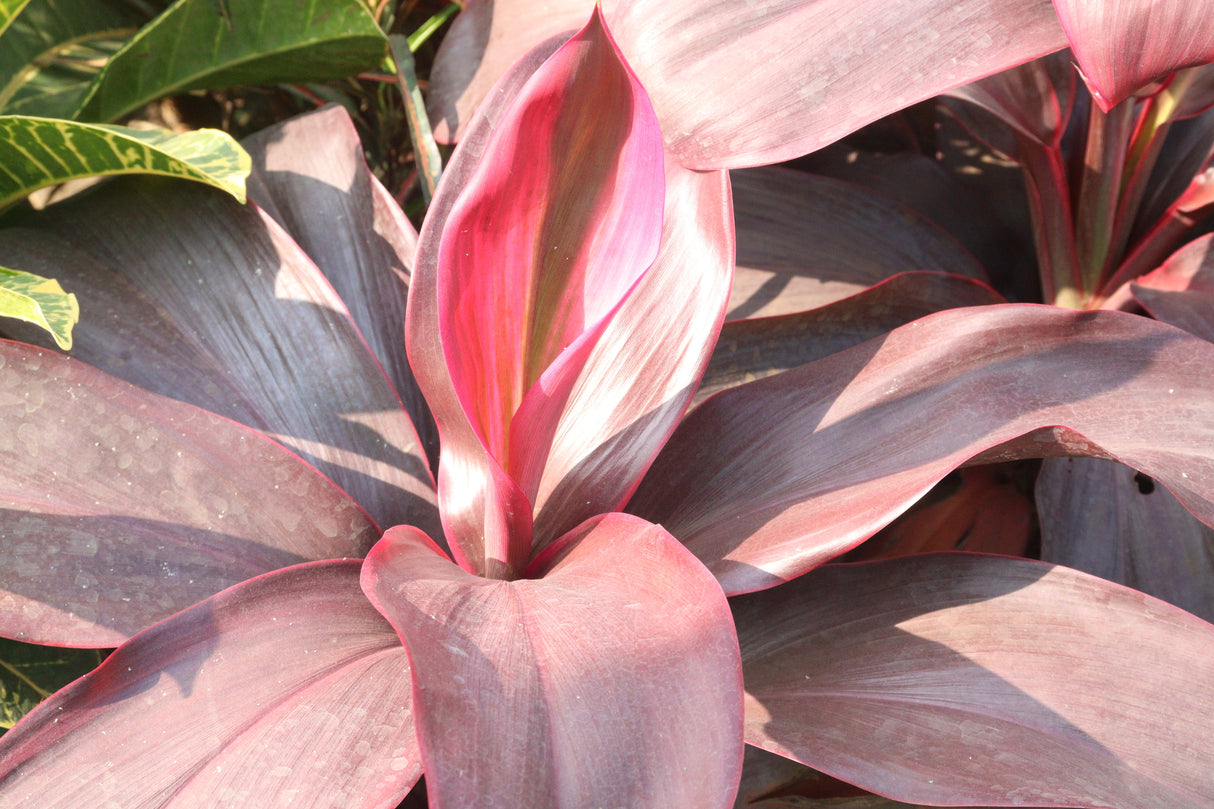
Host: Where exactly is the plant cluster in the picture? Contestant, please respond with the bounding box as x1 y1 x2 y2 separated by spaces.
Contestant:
2 1 1214 807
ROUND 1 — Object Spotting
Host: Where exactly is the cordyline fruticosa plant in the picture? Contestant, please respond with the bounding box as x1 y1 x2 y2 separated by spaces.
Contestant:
423 0 1214 623
3 5 1214 809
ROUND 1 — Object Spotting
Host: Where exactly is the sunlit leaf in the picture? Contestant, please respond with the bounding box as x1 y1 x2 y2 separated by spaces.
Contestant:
736 554 1214 806
630 305 1214 595
362 515 743 809
0 116 249 208
1053 0 1214 110
0 562 421 807
73 0 387 123
0 266 76 349
0 0 32 36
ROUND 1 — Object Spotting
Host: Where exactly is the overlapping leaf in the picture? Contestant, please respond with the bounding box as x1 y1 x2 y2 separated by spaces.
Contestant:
0 117 249 208
0 341 380 646
73 0 387 123
1132 233 1214 341
629 305 1214 595
736 554 1214 806
0 0 146 118
729 167 986 319
0 266 76 349
1053 0 1214 109
409 9 730 576
0 562 421 808
361 516 743 809
0 178 438 538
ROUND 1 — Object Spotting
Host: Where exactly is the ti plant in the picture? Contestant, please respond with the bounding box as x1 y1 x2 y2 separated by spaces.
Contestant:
2 4 1214 809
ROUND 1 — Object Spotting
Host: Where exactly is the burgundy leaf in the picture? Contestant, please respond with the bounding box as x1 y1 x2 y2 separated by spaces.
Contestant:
1053 0 1214 110
0 342 379 647
0 561 420 808
944 50 1077 150
1038 456 1214 622
0 180 438 538
360 515 743 809
730 168 987 320
699 272 1005 405
735 554 1214 806
243 104 437 463
608 0 1067 168
1132 233 1214 341
629 305 1214 595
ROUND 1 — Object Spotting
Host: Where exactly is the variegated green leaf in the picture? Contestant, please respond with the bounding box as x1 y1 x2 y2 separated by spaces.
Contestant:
74 0 388 123
0 266 78 349
0 116 250 208
0 0 146 117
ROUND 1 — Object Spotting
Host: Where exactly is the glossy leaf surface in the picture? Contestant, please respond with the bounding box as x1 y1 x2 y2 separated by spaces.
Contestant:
0 341 380 646
630 305 1214 594
730 167 986 319
0 561 421 808
361 515 743 809
1053 0 1214 109
74 0 387 123
0 117 249 208
0 179 438 538
0 0 144 118
0 266 76 349
736 554 1214 806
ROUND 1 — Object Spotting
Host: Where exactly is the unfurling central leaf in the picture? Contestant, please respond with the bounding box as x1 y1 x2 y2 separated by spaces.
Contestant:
435 8 664 478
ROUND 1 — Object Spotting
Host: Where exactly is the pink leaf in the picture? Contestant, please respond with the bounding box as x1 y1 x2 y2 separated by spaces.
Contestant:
410 9 673 577
609 0 1067 168
735 554 1214 806
1053 0 1214 110
629 305 1214 594
360 515 743 809
0 342 378 647
0 561 420 808
1132 233 1214 342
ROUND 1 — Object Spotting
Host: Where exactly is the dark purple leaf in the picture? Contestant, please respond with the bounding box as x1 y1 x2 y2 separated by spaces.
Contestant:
243 104 437 464
1038 456 1214 621
0 561 420 808
0 179 438 538
729 167 987 319
360 515 743 809
699 272 1005 405
0 341 378 647
736 553 1214 806
630 305 1214 595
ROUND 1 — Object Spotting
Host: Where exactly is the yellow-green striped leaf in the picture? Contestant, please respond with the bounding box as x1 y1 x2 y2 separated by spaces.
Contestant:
74 0 387 123
0 116 250 208
0 266 78 349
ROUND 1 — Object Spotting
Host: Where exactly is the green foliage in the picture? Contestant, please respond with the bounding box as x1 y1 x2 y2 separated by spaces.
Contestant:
0 116 250 208
0 638 106 733
0 265 78 349
74 0 388 123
